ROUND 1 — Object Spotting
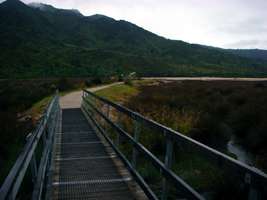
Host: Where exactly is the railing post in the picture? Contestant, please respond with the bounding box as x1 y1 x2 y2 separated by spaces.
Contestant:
30 154 38 183
245 173 260 200
106 104 110 119
116 112 122 146
46 114 52 139
26 133 38 183
132 117 140 168
42 123 47 147
94 95 97 108
162 133 174 200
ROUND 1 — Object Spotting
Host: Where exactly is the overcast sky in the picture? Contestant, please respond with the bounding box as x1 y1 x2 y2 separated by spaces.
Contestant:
3 0 267 49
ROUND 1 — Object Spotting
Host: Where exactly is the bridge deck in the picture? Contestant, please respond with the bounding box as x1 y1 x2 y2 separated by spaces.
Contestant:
49 108 144 199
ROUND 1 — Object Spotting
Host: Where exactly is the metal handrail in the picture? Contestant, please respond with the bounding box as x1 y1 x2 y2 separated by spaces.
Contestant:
82 90 204 199
82 89 267 200
82 97 203 199
0 94 60 200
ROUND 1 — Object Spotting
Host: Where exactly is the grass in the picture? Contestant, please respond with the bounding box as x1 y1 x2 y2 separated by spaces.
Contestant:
24 96 53 122
25 88 88 121
92 80 267 199
95 82 140 102
0 78 104 186
172 152 224 190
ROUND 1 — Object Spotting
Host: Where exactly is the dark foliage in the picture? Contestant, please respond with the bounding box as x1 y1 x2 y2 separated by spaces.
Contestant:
0 78 94 184
228 49 267 61
125 81 267 171
0 0 267 78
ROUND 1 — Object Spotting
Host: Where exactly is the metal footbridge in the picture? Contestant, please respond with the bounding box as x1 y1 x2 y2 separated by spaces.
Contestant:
1 88 267 200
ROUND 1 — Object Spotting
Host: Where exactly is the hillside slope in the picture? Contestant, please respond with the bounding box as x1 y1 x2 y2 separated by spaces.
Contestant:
0 0 267 78
227 49 267 61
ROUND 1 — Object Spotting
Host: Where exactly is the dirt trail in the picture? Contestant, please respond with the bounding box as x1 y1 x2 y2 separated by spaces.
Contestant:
60 82 122 109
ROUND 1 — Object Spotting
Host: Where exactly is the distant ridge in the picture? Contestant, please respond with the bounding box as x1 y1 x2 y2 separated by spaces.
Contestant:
28 2 83 16
0 0 267 78
227 49 267 61
196 44 267 61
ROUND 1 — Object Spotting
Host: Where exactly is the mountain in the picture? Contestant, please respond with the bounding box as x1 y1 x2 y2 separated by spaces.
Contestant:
226 49 267 61
197 44 267 61
0 0 267 78
28 2 83 16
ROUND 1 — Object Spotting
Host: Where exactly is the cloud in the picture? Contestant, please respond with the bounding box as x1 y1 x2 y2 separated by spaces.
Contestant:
216 18 267 36
217 17 267 49
225 40 267 49
1 0 267 49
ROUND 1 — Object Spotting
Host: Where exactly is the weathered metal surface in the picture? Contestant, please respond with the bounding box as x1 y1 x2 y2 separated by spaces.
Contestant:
49 108 144 200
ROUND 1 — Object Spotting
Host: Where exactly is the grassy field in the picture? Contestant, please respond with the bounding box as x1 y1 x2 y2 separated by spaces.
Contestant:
95 84 139 102
97 80 267 164
96 80 267 199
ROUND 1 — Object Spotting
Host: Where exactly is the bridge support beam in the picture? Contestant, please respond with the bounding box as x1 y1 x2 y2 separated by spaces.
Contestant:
26 133 38 183
132 118 140 169
30 154 38 183
245 173 261 200
116 112 122 146
162 134 174 200
106 104 110 119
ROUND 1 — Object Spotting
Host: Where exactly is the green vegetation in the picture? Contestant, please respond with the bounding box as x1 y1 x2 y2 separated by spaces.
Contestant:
0 77 112 185
95 83 139 102
1 0 267 78
96 80 267 199
123 81 267 161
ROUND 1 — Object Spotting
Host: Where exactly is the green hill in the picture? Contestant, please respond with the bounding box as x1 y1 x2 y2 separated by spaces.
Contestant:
0 0 267 78
227 49 267 61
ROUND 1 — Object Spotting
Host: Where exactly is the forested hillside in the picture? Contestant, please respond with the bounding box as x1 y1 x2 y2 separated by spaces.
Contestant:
227 49 267 61
0 0 267 78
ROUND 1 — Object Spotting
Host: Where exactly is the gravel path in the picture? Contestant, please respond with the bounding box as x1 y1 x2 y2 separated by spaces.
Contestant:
60 82 122 109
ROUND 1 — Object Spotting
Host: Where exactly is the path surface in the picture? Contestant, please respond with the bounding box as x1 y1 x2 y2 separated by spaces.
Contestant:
60 82 122 109
48 82 146 200
144 77 267 81
51 109 139 199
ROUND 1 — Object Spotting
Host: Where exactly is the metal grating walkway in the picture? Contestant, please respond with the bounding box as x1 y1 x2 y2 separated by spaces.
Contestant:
49 108 143 200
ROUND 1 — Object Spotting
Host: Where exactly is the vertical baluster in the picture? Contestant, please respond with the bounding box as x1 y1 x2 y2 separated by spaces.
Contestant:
245 173 260 200
30 154 38 183
42 118 47 147
88 96 94 119
248 187 259 200
116 111 122 146
26 133 38 183
106 104 110 119
94 96 97 117
132 117 140 168
45 114 50 140
162 133 174 200
94 96 97 109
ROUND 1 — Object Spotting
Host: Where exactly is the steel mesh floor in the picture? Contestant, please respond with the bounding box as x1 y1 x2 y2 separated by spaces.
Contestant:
56 133 99 143
54 182 135 200
50 108 138 200
54 158 123 182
